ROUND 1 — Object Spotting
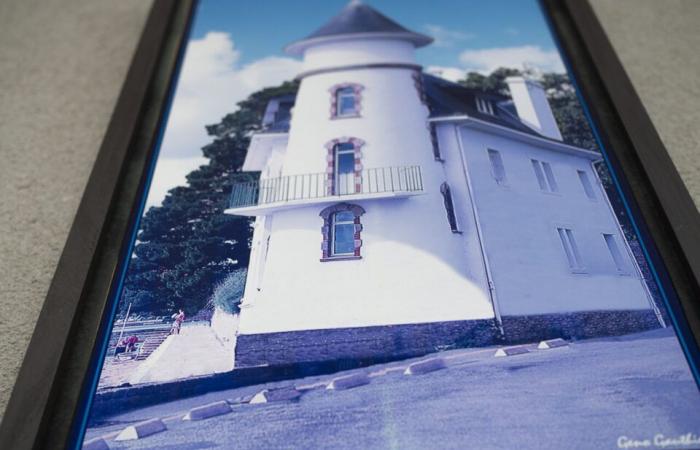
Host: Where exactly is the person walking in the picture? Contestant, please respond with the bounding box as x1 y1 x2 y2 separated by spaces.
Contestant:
170 309 186 335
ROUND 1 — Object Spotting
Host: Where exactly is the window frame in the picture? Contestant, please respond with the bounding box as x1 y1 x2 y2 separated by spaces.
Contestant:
320 203 365 261
440 182 461 234
324 137 364 196
476 96 495 115
603 233 629 275
577 169 597 200
330 211 356 257
532 158 559 193
487 148 507 185
556 226 586 273
329 83 364 119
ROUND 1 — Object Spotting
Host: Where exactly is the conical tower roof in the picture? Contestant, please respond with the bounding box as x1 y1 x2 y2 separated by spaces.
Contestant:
285 0 433 55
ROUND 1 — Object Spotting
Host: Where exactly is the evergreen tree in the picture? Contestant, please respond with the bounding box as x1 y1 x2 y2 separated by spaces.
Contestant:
119 80 299 318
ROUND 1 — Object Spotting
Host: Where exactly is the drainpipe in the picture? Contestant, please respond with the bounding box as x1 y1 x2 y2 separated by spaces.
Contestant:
591 160 666 328
454 126 505 336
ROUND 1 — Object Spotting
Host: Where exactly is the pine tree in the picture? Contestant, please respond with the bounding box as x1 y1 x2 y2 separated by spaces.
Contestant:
119 80 299 317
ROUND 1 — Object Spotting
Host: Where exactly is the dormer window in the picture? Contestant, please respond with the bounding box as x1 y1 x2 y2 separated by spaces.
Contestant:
476 97 495 115
330 83 363 118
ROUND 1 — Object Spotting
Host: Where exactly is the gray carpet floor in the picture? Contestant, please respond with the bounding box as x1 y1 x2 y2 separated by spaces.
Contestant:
0 0 698 419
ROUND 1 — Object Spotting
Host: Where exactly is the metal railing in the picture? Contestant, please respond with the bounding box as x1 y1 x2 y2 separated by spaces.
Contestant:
229 165 423 209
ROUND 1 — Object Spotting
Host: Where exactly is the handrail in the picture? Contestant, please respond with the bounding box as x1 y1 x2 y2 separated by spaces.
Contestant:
230 165 423 209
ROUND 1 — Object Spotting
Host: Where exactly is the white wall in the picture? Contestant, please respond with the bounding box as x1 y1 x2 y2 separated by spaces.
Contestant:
301 39 416 74
450 123 651 316
237 39 495 335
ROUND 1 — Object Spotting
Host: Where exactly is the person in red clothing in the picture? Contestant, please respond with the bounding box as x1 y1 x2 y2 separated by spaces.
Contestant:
124 335 139 352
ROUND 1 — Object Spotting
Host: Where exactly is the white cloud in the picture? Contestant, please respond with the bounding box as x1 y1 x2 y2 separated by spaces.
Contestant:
425 66 467 83
504 27 520 36
423 24 475 48
459 45 564 74
146 32 303 207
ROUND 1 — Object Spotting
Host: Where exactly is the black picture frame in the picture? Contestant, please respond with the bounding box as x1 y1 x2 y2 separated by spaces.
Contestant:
0 1 698 448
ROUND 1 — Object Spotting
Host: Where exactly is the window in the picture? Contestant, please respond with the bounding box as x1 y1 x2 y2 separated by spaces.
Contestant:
577 170 596 200
532 159 558 192
487 149 506 184
603 233 626 273
557 227 584 271
325 137 363 196
334 143 356 195
440 182 460 233
430 124 442 161
476 97 494 115
336 87 356 116
330 83 363 118
320 203 365 261
331 211 356 256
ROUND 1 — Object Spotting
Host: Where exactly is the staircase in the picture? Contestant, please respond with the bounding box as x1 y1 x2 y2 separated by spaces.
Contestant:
136 330 171 360
107 325 171 359
129 323 235 385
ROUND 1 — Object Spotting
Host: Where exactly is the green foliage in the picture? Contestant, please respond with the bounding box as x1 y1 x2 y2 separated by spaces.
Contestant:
119 80 299 318
211 268 247 314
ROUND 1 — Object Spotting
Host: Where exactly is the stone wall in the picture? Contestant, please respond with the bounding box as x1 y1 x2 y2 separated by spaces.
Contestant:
501 309 661 344
235 319 496 368
236 310 662 368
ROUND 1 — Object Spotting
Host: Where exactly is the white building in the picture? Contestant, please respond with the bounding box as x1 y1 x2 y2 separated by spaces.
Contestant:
224 1 664 367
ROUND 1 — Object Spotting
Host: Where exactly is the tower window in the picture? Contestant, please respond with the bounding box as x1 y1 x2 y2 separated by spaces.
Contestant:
334 143 356 195
531 159 558 193
487 149 506 184
476 97 495 115
557 227 584 272
325 137 364 196
440 182 461 233
577 170 596 200
320 203 365 261
331 211 356 256
330 83 363 118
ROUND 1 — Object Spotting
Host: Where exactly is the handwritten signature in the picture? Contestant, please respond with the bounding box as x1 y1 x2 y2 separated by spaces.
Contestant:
618 433 700 449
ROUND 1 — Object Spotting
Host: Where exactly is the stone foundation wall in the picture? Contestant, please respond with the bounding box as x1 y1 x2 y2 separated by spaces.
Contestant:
235 320 496 368
235 309 662 368
501 309 661 344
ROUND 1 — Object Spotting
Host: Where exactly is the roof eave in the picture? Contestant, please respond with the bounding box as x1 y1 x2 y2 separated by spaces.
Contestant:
429 115 601 160
285 31 433 55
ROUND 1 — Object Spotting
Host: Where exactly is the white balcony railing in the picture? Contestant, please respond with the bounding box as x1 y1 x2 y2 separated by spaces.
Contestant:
229 165 423 210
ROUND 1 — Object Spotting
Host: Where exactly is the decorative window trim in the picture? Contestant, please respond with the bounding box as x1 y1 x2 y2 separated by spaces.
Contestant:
440 182 461 234
324 137 364 196
330 83 364 119
320 203 365 261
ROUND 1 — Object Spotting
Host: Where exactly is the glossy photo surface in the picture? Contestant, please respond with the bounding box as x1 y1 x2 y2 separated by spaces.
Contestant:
76 2 700 449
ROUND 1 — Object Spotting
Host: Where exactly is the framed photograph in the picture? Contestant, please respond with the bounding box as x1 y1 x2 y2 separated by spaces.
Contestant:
2 0 699 449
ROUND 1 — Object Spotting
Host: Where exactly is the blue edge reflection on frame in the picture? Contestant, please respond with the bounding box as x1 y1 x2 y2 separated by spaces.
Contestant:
68 1 700 447
69 4 200 448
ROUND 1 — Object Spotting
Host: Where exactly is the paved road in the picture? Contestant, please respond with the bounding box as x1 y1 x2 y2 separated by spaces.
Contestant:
84 328 700 450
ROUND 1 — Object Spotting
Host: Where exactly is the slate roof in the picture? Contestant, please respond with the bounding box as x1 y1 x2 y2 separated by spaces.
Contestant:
286 1 433 54
422 74 541 137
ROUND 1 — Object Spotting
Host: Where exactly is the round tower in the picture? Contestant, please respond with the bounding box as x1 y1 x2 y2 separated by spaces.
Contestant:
233 1 495 367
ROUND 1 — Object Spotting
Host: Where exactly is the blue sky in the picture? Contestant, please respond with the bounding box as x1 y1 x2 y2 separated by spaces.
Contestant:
190 0 558 68
147 0 566 208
